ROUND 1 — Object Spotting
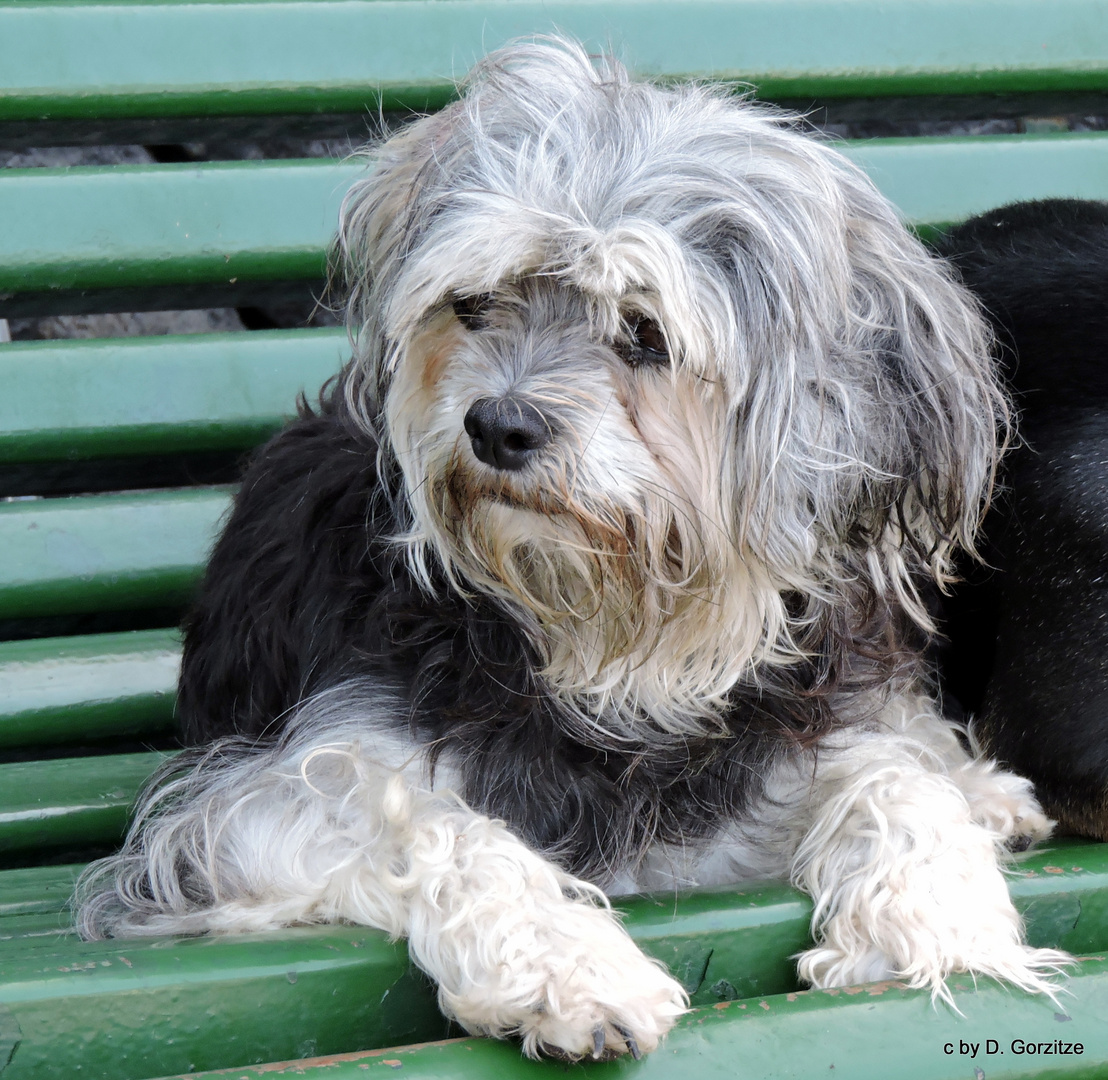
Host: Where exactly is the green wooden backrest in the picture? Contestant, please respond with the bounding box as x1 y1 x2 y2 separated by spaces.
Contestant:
3 0 1107 132
3 3 1108 1078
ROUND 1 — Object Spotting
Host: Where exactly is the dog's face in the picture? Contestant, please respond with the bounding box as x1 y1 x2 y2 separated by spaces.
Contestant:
388 274 747 730
338 40 1006 733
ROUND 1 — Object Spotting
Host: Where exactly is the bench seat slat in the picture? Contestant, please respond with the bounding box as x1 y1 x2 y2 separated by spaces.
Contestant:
0 863 82 917
3 134 1107 316
2 0 1107 123
0 329 346 464
0 843 1104 1080
0 630 179 748
0 883 806 1079
0 925 444 1080
0 912 70 941
145 957 1108 1080
0 751 173 854
0 488 230 620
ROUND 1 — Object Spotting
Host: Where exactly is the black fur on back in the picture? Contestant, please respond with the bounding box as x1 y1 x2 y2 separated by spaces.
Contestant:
936 199 1108 839
177 374 918 878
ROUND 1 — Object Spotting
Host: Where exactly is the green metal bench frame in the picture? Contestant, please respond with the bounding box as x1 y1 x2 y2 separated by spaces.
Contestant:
3 4 1108 1078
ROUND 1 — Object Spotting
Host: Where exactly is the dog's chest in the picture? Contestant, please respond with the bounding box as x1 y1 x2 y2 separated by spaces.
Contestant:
424 706 790 885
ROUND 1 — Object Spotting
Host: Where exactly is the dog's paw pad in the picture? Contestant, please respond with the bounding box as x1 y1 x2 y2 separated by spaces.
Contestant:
1001 800 1054 844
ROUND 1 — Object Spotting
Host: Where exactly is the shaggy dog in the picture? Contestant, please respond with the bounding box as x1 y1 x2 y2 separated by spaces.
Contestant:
77 40 1070 1060
937 199 1108 843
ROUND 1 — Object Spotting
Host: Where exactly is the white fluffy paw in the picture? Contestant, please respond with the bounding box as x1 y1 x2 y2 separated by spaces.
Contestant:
958 762 1055 849
436 897 688 1060
796 819 1073 1004
794 764 1072 1005
514 932 688 1060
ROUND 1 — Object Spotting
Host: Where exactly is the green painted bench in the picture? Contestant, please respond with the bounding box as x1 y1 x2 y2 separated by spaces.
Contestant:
2 3 1108 1078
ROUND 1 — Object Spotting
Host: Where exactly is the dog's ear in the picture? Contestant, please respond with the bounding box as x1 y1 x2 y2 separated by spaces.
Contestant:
808 170 1010 628
725 146 1008 627
339 106 465 302
334 104 465 421
835 187 1009 605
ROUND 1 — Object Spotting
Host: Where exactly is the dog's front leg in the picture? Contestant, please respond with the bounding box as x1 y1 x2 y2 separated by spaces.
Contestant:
380 779 688 1058
77 721 686 1060
787 695 1070 1001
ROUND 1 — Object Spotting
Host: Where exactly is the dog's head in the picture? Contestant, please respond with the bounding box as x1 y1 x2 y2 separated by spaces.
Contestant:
337 39 1006 734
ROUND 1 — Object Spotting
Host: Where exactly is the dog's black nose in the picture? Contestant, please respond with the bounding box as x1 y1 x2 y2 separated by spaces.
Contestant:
464 397 551 471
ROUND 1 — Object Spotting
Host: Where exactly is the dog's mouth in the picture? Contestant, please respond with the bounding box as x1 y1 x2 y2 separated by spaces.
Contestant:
428 455 708 650
439 444 578 517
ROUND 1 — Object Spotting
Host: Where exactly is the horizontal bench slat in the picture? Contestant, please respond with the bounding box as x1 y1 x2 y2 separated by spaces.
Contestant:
1 843 1104 1080
0 159 361 299
0 925 443 1080
848 132 1108 234
2 0 1107 123
0 630 179 748
0 751 174 854
0 912 70 941
0 863 82 917
0 488 230 620
0 329 346 464
4 134 1107 316
2 756 1107 957
0 881 806 1079
1 839 1104 960
146 956 1108 1080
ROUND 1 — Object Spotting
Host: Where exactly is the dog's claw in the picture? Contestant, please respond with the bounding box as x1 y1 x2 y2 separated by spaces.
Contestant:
592 1025 606 1059
614 1024 642 1060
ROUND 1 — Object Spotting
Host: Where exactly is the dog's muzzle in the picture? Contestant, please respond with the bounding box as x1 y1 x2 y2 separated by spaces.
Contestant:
464 396 552 471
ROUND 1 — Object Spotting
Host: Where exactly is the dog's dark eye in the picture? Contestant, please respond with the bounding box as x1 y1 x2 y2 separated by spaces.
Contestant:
616 316 669 368
452 294 494 331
